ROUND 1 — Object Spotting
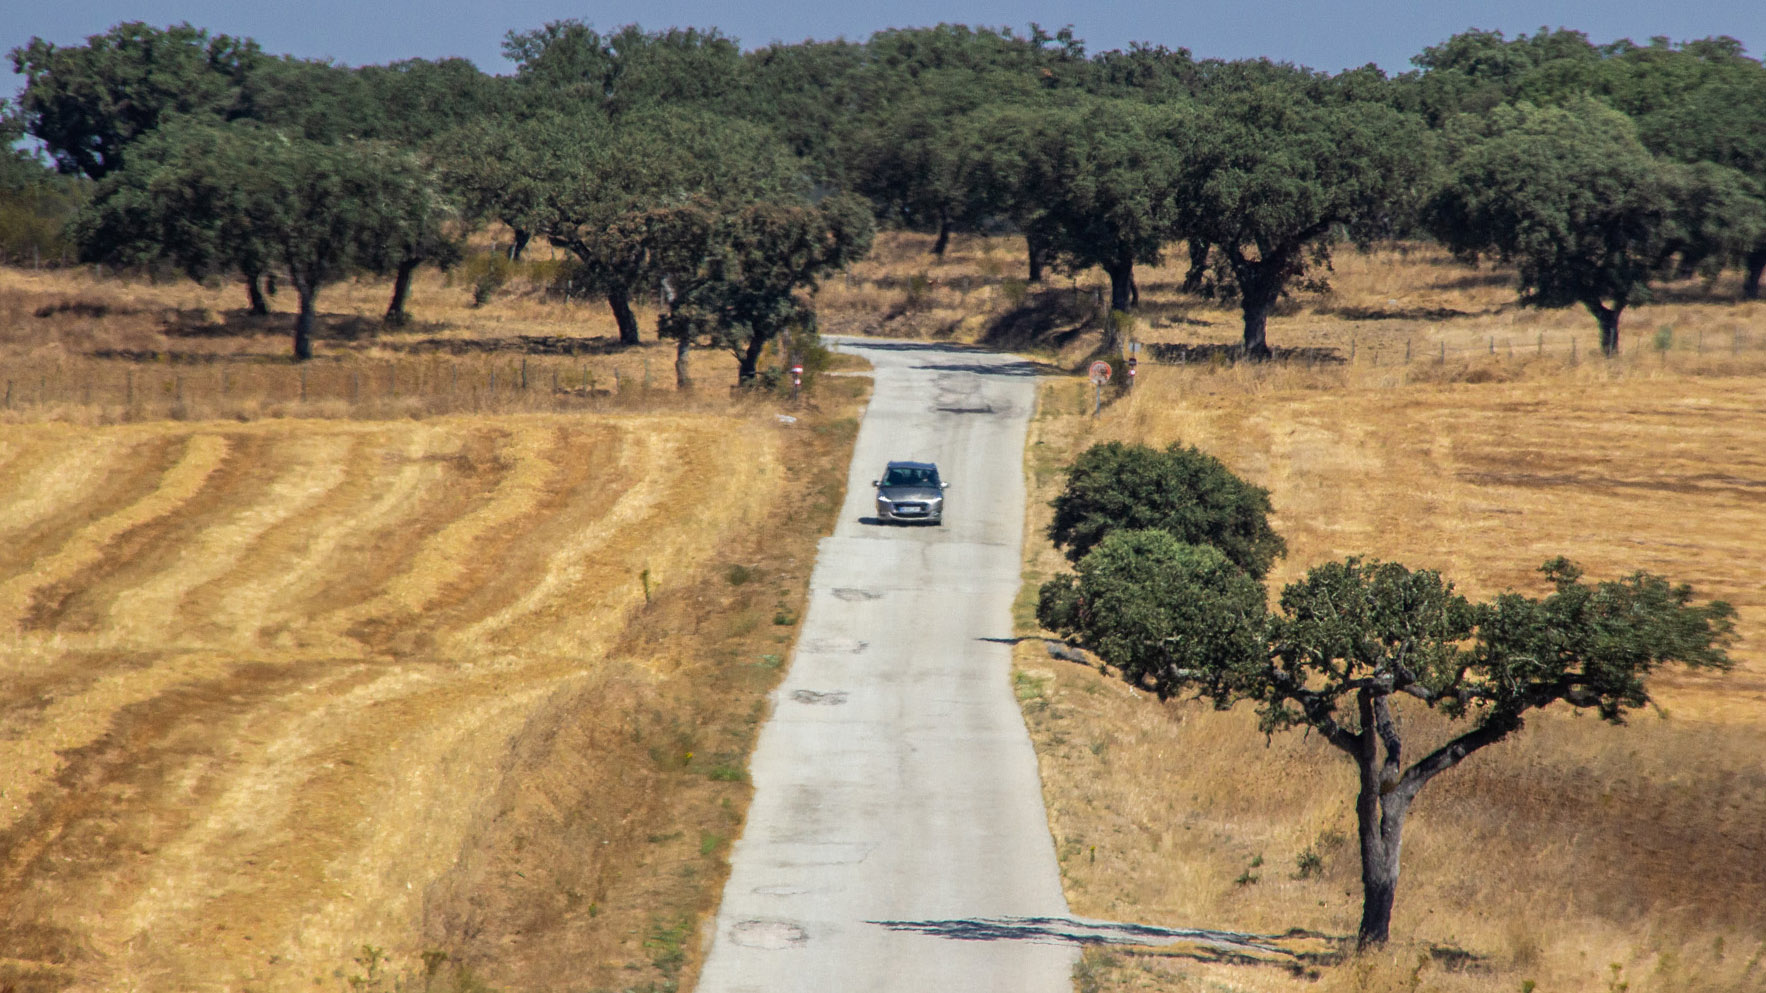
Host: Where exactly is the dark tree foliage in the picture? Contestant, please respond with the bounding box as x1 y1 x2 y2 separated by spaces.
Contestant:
846 71 1037 255
1635 70 1766 298
71 121 278 311
1036 530 1267 700
649 193 874 386
736 40 869 184
0 100 85 264
1046 441 1285 578
9 22 261 179
72 123 436 357
536 108 807 346
436 111 590 261
1178 88 1428 358
503 21 743 117
1043 539 1736 946
1026 97 1191 337
1426 100 1678 356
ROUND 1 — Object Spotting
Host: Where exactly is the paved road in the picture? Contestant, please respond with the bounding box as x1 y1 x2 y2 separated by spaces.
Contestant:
695 340 1076 992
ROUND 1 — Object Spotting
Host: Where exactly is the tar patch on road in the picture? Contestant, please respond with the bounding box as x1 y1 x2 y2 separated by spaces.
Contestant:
730 920 810 949
790 689 849 705
831 588 884 602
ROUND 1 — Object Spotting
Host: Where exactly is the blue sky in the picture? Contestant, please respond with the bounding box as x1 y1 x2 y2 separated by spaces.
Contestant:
6 0 1764 99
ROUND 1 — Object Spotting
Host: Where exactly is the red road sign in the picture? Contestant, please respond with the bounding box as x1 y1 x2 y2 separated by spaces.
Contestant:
1088 361 1113 385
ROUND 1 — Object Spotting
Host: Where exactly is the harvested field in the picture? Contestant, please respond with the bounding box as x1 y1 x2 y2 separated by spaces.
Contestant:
1020 368 1766 993
969 235 1766 993
0 278 865 993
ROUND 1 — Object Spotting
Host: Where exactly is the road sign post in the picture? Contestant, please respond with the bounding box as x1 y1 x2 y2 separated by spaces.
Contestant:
1088 360 1112 416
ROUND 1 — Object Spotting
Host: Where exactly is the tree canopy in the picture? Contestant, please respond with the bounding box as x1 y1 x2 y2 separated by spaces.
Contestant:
1046 441 1285 577
9 22 261 178
1179 88 1429 357
1426 100 1679 355
12 17 1766 358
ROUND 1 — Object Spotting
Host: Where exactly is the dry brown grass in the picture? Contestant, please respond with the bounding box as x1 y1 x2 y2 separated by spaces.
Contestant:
1001 245 1766 992
822 234 1766 376
2 248 822 425
0 259 867 993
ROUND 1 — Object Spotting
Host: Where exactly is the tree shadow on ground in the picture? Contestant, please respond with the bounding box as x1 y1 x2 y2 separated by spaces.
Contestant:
383 334 633 356
866 916 1348 976
978 288 1099 353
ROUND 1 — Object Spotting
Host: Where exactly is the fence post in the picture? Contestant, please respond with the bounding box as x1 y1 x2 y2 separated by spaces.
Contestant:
1405 338 1412 363
1439 341 1446 364
521 357 528 390
1537 333 1544 356
4 381 10 408
390 364 397 398
300 366 307 402
352 370 360 402
125 369 133 409
1488 336 1495 354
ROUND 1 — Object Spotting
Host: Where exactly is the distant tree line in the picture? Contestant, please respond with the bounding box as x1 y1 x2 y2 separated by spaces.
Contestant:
7 21 1766 367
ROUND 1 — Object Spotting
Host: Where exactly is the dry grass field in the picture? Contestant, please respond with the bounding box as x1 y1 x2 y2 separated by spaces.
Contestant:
937 237 1766 993
0 255 865 993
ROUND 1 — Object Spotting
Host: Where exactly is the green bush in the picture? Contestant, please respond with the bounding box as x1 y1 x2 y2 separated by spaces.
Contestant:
457 251 515 307
1047 441 1286 577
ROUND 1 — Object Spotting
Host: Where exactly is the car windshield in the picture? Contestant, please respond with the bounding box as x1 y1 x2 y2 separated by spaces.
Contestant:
883 467 937 487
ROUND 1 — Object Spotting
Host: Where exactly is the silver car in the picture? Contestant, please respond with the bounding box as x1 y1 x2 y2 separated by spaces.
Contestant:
873 460 948 525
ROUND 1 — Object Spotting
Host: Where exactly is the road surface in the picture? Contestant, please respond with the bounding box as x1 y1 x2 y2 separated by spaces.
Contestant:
695 340 1076 992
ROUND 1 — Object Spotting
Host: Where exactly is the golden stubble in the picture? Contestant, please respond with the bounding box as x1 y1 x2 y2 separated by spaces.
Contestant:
1006 245 1766 993
0 407 799 992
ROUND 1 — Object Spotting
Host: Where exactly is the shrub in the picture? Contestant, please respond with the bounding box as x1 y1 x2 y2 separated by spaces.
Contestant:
1047 441 1286 577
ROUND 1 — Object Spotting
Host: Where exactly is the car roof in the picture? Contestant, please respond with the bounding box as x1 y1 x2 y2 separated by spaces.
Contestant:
884 460 938 470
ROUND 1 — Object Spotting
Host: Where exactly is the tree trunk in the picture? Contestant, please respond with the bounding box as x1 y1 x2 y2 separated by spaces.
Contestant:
1743 245 1766 301
1182 239 1209 294
509 228 531 262
1106 258 1135 313
931 211 952 257
1354 693 1410 947
674 333 692 390
293 284 318 361
1228 250 1283 360
245 272 270 316
1026 230 1046 283
1585 299 1622 357
384 258 418 327
608 287 641 346
1240 295 1274 360
736 333 768 387
1129 273 1139 308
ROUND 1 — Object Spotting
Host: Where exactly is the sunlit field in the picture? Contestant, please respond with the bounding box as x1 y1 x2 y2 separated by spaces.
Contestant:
0 253 864 993
884 234 1766 993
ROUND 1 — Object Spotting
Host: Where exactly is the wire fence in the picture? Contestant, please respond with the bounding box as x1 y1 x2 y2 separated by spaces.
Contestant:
1143 327 1762 369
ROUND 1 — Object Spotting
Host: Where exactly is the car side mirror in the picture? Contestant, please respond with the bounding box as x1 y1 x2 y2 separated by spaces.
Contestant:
941 481 950 489
870 480 879 487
